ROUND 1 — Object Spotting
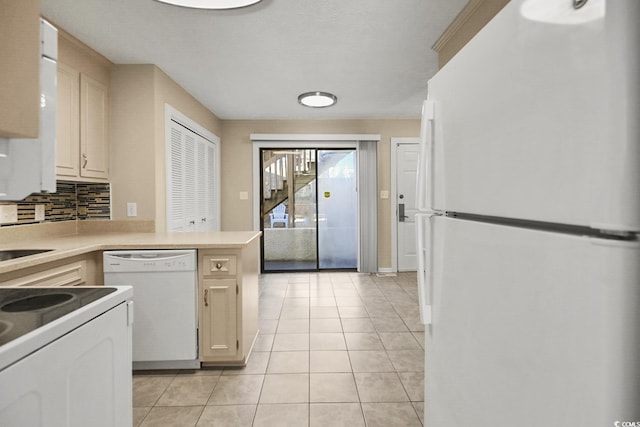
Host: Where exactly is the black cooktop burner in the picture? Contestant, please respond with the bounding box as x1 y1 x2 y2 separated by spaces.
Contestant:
0 287 116 347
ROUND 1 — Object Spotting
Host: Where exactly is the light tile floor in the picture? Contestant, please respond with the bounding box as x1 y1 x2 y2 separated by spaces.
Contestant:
132 272 425 427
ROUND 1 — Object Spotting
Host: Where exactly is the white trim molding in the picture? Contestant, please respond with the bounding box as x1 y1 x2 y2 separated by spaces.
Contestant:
250 133 380 142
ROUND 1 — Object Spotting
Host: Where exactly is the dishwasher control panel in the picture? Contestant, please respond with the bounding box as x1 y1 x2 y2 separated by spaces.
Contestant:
102 250 197 273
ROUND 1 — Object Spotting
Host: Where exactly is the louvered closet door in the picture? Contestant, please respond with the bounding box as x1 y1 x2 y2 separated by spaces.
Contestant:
184 132 197 231
167 119 219 232
205 143 217 230
168 123 185 231
195 138 207 231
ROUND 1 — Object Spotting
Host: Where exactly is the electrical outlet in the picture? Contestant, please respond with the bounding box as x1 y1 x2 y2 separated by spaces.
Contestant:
34 204 45 222
0 204 18 224
127 202 137 217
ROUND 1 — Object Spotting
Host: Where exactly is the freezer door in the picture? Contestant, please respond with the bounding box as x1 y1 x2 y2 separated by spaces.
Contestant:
428 0 640 231
426 216 640 426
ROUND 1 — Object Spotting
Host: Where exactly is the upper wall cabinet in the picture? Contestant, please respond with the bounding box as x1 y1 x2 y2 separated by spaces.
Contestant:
55 29 112 182
56 63 80 177
0 0 40 138
80 73 109 179
56 63 110 181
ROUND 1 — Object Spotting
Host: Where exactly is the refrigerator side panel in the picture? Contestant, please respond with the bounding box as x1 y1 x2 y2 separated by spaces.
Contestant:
427 0 640 231
425 217 640 426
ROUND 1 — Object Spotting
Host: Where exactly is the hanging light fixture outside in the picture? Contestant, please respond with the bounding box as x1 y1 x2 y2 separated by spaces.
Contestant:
154 0 262 10
298 91 338 108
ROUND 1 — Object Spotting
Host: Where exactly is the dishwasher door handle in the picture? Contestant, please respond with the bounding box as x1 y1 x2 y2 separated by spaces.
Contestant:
204 289 208 307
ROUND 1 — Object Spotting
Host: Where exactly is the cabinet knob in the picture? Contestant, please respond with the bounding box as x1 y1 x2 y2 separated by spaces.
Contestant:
216 262 222 269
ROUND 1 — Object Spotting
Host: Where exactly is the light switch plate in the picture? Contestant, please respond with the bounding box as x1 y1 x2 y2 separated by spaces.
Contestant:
127 202 137 217
239 191 248 200
0 204 18 224
380 190 389 199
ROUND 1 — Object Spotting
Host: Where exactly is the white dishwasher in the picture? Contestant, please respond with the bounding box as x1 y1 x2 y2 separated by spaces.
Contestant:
103 249 199 370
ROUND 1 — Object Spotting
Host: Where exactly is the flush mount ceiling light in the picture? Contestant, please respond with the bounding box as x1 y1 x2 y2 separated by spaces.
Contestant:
298 91 338 108
154 0 262 9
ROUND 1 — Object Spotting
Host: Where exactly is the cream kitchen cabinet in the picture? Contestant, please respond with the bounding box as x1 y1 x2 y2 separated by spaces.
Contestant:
198 241 259 365
0 252 103 288
0 0 40 138
56 63 109 181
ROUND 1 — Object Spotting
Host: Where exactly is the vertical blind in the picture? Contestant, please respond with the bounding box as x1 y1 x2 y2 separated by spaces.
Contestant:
357 140 378 273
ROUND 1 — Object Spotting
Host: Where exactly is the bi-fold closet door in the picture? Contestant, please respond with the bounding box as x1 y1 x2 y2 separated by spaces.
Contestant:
167 119 219 232
419 215 640 427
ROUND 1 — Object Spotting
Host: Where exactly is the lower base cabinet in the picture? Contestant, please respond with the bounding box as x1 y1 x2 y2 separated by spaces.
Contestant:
198 240 259 365
201 278 238 360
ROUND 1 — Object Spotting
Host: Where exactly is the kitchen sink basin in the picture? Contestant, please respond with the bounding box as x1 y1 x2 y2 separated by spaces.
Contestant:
1 293 75 312
0 249 53 261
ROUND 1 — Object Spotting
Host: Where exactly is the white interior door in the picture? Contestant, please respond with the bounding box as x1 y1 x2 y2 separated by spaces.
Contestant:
396 141 419 271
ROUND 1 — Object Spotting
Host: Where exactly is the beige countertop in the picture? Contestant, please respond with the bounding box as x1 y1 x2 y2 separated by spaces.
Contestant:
0 230 261 275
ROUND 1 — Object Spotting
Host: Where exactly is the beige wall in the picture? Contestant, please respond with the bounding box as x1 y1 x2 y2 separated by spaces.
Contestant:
57 28 112 86
109 65 222 231
110 65 155 222
220 119 420 270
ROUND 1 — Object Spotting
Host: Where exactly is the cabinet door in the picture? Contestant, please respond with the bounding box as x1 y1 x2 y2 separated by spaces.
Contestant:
56 63 80 177
80 74 109 179
200 278 237 361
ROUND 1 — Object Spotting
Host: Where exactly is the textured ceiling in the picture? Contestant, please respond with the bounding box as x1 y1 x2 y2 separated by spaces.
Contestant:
41 0 468 120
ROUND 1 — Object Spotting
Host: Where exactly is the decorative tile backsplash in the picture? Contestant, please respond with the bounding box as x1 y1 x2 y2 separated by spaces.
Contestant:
3 181 111 227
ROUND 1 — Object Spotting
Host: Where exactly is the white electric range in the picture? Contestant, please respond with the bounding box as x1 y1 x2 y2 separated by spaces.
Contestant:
0 286 133 427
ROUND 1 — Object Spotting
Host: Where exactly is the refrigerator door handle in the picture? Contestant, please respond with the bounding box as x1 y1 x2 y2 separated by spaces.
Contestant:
416 212 433 325
417 100 435 212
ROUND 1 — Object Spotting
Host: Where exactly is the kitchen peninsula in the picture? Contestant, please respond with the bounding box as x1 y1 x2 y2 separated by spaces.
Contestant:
0 223 261 366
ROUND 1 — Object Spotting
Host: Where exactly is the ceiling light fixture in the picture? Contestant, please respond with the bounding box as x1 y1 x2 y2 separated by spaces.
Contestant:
154 0 262 10
298 91 338 108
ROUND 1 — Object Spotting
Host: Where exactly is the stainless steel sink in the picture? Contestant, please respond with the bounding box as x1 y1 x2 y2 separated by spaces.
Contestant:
0 249 53 261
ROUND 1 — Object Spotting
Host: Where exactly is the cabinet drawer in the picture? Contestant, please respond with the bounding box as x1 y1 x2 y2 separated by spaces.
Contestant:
0 261 87 287
201 255 237 277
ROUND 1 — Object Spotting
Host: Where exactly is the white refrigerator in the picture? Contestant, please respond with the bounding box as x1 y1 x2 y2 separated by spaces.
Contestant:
415 1 640 426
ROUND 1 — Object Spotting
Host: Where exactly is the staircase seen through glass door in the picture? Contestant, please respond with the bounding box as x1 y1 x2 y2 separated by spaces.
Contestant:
261 148 357 272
